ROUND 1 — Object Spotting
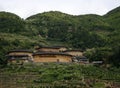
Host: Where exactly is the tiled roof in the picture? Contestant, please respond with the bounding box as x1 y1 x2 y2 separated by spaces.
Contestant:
8 49 33 53
33 51 72 56
7 54 29 57
63 49 84 52
36 46 67 49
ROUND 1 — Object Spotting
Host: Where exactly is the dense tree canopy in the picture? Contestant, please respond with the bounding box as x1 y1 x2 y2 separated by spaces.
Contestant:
0 12 26 33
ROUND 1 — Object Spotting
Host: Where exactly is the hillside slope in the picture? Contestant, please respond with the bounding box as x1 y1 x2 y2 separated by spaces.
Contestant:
0 6 120 67
104 6 120 30
26 11 113 49
26 11 112 38
0 12 26 34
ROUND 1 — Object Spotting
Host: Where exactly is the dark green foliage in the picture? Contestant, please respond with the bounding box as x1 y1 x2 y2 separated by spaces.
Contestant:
0 12 26 33
84 47 113 63
26 11 112 41
70 29 107 49
26 11 75 40
104 6 120 30
110 45 120 67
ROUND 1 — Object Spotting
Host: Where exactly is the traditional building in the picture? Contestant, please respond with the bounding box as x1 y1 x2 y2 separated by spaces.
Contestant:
7 47 89 64
33 52 72 63
35 46 67 52
7 50 33 64
63 50 88 63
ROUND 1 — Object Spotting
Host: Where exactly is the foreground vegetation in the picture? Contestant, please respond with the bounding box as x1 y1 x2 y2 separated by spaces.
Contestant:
0 63 120 88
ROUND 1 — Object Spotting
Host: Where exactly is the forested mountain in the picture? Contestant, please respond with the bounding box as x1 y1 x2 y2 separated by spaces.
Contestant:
0 6 120 67
26 11 113 49
0 12 26 34
104 6 120 30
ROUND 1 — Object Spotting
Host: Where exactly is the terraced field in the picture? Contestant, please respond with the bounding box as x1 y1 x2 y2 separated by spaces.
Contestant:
0 63 120 88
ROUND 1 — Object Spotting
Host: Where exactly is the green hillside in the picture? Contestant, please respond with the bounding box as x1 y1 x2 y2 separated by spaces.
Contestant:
0 12 47 66
0 6 120 67
26 11 113 50
26 11 112 38
104 6 120 30
0 12 26 34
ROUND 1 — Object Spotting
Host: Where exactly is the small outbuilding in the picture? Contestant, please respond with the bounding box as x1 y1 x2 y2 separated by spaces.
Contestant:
73 56 89 63
92 61 103 65
7 49 33 64
33 52 72 63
